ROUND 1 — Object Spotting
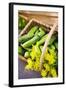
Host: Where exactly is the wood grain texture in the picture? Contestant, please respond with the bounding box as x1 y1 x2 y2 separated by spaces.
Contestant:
19 11 58 26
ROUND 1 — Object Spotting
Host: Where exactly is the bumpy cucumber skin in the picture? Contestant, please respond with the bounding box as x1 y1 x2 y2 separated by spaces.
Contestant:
18 26 38 43
21 29 45 48
37 34 48 46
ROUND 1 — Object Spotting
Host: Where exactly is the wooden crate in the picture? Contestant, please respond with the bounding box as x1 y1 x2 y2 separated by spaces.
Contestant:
18 18 57 63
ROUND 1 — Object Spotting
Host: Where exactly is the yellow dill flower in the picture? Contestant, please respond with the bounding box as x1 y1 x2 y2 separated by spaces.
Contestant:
25 58 33 70
43 63 50 71
48 54 55 64
44 48 56 65
30 45 41 60
50 68 57 77
44 53 50 61
33 59 40 71
41 69 47 77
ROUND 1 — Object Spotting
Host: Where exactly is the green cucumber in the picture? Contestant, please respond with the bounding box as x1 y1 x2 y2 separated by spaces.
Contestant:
18 26 38 43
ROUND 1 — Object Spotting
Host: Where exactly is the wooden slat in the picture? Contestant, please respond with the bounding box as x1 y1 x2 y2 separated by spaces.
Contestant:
19 11 58 26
